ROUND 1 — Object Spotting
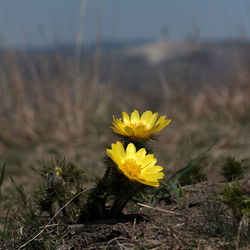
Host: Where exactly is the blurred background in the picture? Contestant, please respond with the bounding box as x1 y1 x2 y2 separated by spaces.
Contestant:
1 0 250 182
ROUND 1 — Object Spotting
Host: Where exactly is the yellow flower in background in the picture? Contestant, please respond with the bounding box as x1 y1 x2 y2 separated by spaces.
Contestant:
106 141 164 187
111 110 171 139
54 167 62 176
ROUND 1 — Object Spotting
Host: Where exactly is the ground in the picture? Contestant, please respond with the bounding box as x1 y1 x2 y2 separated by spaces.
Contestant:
2 181 249 250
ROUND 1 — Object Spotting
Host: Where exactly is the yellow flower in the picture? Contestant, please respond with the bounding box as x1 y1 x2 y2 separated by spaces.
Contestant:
106 141 164 187
54 167 62 176
111 110 171 139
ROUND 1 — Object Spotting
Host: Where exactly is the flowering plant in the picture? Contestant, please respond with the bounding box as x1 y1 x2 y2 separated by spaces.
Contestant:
78 110 171 222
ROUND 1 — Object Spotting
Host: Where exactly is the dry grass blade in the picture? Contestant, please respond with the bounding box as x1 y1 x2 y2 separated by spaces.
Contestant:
137 202 181 215
105 236 144 250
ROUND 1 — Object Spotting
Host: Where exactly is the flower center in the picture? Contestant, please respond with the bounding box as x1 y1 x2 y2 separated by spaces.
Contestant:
121 159 141 178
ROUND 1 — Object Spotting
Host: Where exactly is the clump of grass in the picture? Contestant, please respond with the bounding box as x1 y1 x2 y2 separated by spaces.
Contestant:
34 158 87 222
220 182 250 227
201 199 233 238
200 181 250 248
209 181 250 248
221 157 245 182
203 157 250 242
0 158 90 249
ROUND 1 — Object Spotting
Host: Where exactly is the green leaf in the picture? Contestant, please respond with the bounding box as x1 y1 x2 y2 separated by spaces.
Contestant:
168 143 215 184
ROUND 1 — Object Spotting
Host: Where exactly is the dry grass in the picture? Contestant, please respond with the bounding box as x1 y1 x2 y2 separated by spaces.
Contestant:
0 51 250 180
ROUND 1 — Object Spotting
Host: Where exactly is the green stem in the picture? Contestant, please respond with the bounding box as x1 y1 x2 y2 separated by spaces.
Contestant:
109 197 129 218
77 167 111 222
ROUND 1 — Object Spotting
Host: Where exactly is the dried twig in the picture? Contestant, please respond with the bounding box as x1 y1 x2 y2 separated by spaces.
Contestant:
105 237 144 250
137 202 181 215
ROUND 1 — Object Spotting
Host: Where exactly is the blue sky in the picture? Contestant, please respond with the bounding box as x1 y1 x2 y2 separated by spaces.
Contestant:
1 0 250 48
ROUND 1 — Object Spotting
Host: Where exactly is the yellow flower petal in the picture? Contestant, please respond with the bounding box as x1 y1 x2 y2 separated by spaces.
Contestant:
138 154 156 166
155 115 166 125
134 125 146 136
111 126 123 135
148 112 159 128
141 111 153 124
122 112 130 125
131 110 140 123
126 143 136 158
140 172 164 181
107 141 125 165
138 179 160 187
124 126 134 137
135 148 146 158
154 119 171 133
141 165 163 174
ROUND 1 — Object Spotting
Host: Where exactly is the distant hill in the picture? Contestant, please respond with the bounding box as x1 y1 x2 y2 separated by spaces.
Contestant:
1 39 250 92
98 39 250 91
